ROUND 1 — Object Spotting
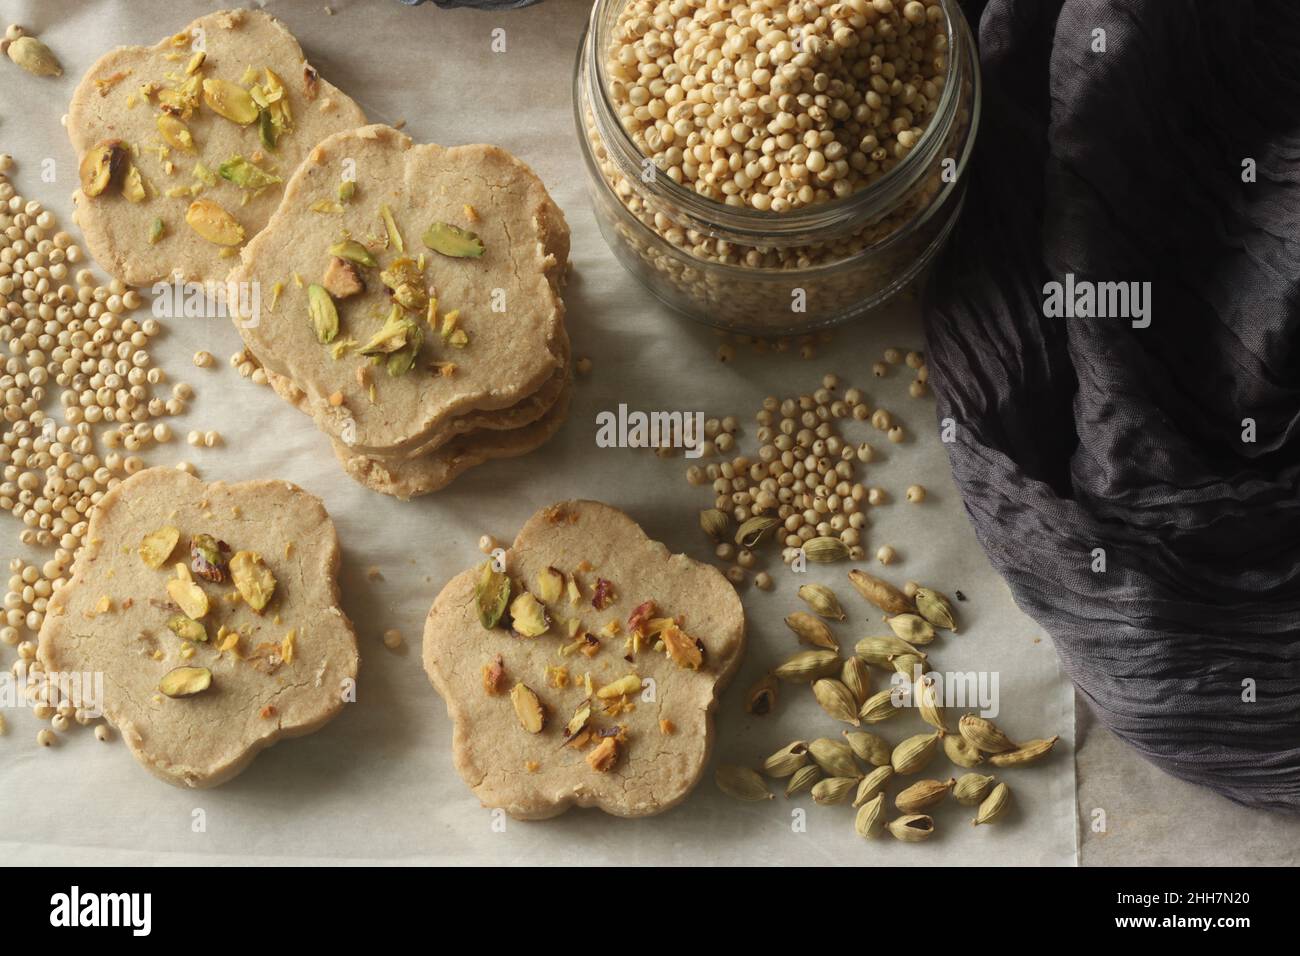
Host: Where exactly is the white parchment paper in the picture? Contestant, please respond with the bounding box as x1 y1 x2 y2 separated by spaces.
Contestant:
0 0 1076 865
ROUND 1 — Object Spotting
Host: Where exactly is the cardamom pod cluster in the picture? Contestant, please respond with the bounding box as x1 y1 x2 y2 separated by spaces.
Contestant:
712 566 1058 847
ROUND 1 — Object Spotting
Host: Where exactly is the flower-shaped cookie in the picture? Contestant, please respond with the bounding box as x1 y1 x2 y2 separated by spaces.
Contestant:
423 501 746 819
38 468 359 788
68 8 366 286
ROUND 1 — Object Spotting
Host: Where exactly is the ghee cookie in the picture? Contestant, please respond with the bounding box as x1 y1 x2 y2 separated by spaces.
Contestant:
331 375 572 499
37 468 358 788
225 124 570 458
67 8 366 286
423 501 746 819
259 327 571 455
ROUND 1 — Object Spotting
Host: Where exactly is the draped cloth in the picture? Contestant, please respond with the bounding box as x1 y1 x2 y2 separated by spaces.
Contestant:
925 0 1300 810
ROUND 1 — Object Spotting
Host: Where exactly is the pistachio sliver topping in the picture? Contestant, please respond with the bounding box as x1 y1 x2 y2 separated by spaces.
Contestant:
307 284 339 344
79 139 127 197
258 109 277 150
422 221 485 258
218 155 281 191
321 257 364 300
328 239 377 268
201 78 259 125
185 199 245 246
122 164 147 203
159 666 212 699
380 204 404 253
167 615 208 643
229 550 276 613
138 525 180 569
189 533 228 582
510 682 546 734
166 562 210 620
474 562 511 629
157 113 196 153
508 591 549 637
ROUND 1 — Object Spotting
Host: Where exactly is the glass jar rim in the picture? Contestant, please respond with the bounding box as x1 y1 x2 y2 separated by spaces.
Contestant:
585 0 975 245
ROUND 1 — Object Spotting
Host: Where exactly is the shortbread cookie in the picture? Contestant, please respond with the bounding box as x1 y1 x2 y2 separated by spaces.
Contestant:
68 8 366 286
423 501 746 819
260 326 571 454
332 376 573 499
37 468 358 788
226 124 570 458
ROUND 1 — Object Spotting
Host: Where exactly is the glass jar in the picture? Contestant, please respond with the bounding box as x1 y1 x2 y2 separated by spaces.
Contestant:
573 0 981 335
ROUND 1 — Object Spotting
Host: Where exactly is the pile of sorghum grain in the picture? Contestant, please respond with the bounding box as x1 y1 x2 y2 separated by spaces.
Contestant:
683 345 931 588
0 154 205 744
606 0 949 211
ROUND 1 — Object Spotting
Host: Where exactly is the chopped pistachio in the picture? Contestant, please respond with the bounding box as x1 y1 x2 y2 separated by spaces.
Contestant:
159 666 212 699
121 164 147 203
423 220 485 258
322 257 364 299
79 139 127 197
380 204 404 253
307 284 340 344
157 113 196 153
328 239 377 268
201 78 258 124
218 155 281 191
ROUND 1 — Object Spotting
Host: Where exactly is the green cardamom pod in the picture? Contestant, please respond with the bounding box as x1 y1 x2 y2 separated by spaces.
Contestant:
852 765 895 807
891 730 942 774
813 678 860 725
989 735 1060 767
699 508 729 540
943 733 985 768
958 714 1018 754
735 515 779 548
914 586 957 631
798 583 846 620
761 740 809 779
803 536 850 563
785 764 821 798
887 814 936 842
715 764 773 802
808 737 861 778
841 656 871 706
891 653 927 679
848 568 913 615
773 648 841 682
859 688 903 723
843 730 892 767
973 781 1011 825
916 675 947 732
895 777 955 814
785 611 838 651
953 772 995 806
854 635 925 668
811 776 858 805
854 792 886 838
883 816 935 842
886 613 936 645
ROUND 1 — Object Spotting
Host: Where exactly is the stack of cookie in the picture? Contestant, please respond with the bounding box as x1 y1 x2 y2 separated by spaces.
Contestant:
227 124 572 498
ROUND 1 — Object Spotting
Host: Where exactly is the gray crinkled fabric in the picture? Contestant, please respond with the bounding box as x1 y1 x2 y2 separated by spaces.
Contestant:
925 0 1300 811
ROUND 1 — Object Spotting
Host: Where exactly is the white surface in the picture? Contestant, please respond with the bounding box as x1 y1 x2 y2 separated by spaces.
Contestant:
0 0 1075 865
